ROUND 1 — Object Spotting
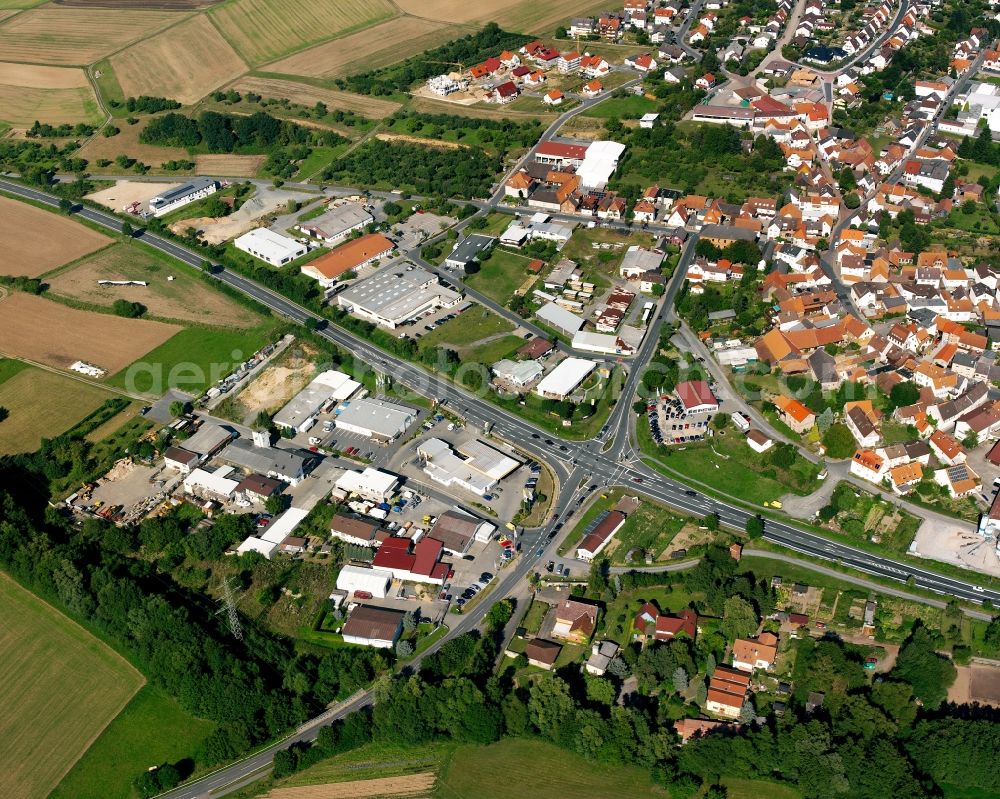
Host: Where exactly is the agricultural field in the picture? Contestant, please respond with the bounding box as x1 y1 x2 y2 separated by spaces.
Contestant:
106 319 283 395
0 62 101 126
0 195 111 277
411 95 558 122
267 17 470 81
0 7 182 66
109 14 247 105
0 364 117 455
46 242 263 327
0 0 46 9
436 739 667 798
490 0 615 34
0 292 181 376
211 0 397 66
193 153 265 176
50 685 216 799
229 76 401 118
0 571 144 799
76 116 190 171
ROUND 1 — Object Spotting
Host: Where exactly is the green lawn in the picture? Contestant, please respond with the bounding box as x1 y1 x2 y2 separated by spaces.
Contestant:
50 685 216 799
418 305 514 349
0 357 30 386
106 320 283 395
294 142 352 179
466 247 538 305
719 777 801 799
92 59 126 116
437 738 668 798
639 422 821 507
521 597 550 634
582 93 658 119
466 334 524 364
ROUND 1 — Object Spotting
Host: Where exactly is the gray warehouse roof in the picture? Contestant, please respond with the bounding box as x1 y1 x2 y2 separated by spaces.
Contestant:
446 234 496 265
220 439 308 478
336 397 414 438
150 178 218 205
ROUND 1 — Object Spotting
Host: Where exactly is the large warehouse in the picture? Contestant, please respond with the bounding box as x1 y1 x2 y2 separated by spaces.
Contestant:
335 398 415 441
234 228 309 267
148 178 219 217
416 438 520 497
535 358 597 400
272 370 360 433
336 264 462 328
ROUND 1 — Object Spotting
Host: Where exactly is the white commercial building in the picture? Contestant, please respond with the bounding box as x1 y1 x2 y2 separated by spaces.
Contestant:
577 140 627 189
572 330 635 356
417 438 519 497
335 398 415 441
336 564 393 598
492 358 543 388
148 178 219 217
183 466 240 499
535 358 597 400
234 228 309 267
536 301 584 334
296 203 373 244
335 467 400 502
272 370 360 432
337 264 462 328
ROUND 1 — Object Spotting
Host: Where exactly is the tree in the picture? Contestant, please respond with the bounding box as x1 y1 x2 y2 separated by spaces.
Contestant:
169 400 191 418
703 512 719 531
486 598 514 630
528 674 575 740
745 515 764 540
121 220 134 239
816 407 834 434
58 197 73 214
395 639 414 657
822 423 855 459
770 443 796 469
112 299 146 318
0 406 8 424
711 413 730 430
672 666 688 692
843 192 861 209
891 625 956 709
889 381 919 410
264 494 291 515
738 700 755 723
722 596 759 640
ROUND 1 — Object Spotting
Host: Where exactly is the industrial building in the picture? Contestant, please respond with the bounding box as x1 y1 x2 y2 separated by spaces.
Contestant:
148 178 219 217
181 422 234 458
416 438 520 497
300 233 395 287
444 234 496 270
220 439 310 484
335 398 415 441
429 509 496 554
341 605 405 648
183 466 240 499
335 467 400 502
336 264 462 328
576 140 627 189
336 564 392 598
296 203 373 244
234 228 309 267
272 370 360 433
535 358 597 400
372 536 449 585
536 301 584 335
492 358 543 390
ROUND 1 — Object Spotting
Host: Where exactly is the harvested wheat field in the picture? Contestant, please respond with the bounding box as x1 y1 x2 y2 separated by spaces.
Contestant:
0 62 101 126
266 773 436 799
0 195 111 278
195 153 265 176
212 0 397 66
77 117 189 171
267 16 469 81
230 76 401 118
54 0 221 6
489 0 612 33
0 7 182 66
392 0 522 23
110 15 247 105
47 242 261 328
0 292 180 374
0 366 115 455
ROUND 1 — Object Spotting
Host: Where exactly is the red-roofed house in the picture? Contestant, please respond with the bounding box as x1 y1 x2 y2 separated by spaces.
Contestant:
655 608 699 641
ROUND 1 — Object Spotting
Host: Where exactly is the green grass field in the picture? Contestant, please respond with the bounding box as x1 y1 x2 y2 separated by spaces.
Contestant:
720 777 801 799
466 334 524 364
582 93 659 119
50 685 216 799
0 571 145 799
437 738 668 798
418 305 514 350
106 320 283 396
0 366 118 455
466 247 537 305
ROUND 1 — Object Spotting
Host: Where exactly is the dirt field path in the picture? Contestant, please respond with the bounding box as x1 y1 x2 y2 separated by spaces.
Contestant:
266 772 436 799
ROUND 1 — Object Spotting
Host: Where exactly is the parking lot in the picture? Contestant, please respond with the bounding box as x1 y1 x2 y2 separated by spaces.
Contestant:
654 396 711 445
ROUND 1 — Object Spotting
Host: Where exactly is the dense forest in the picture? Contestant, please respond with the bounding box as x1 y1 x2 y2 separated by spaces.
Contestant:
140 110 342 154
336 23 532 96
320 139 499 199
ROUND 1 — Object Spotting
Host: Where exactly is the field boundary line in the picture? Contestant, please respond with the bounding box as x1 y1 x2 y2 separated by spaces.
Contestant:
0 353 151 401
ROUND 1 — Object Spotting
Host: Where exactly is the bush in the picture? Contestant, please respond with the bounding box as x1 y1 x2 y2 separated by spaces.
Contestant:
111 299 146 318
